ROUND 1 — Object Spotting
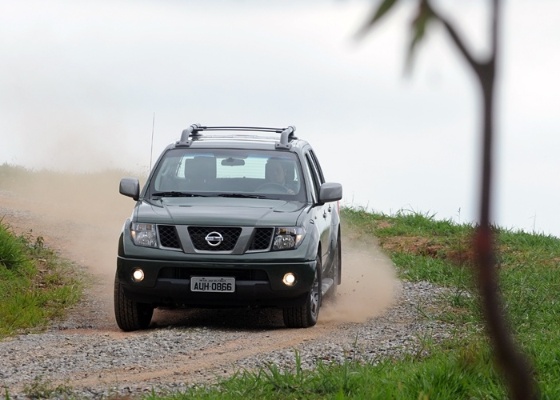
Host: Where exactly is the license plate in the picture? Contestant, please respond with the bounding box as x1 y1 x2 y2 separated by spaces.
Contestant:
190 276 235 293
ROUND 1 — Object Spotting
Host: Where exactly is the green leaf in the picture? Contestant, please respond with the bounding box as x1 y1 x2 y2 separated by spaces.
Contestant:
356 0 398 38
405 2 434 73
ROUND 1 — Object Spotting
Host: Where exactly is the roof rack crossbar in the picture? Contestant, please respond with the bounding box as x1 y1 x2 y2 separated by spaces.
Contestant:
197 126 286 133
178 124 297 148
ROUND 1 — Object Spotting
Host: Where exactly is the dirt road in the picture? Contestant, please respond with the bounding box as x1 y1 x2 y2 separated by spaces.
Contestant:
0 171 411 397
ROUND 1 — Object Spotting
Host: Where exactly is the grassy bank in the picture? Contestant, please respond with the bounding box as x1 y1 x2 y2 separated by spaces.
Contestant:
153 207 560 399
0 221 82 338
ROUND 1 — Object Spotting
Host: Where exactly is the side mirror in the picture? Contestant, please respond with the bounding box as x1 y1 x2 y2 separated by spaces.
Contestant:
318 182 343 204
119 178 140 201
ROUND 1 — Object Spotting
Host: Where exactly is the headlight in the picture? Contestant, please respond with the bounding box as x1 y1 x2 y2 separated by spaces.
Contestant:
130 223 157 247
272 227 305 250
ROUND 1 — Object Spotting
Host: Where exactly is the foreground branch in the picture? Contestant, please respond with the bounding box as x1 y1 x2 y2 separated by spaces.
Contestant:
429 0 538 398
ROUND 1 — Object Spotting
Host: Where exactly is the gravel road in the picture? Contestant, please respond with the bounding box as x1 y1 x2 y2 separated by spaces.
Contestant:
0 176 453 399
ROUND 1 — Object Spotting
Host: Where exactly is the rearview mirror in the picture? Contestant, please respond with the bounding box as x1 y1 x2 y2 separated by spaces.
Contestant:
221 157 245 166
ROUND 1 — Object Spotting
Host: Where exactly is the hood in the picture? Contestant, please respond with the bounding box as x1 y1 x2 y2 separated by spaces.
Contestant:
134 197 307 227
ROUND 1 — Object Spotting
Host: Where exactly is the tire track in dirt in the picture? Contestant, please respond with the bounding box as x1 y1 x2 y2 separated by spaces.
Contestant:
60 323 333 391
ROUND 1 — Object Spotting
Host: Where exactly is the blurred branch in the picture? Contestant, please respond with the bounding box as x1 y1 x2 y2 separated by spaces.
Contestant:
359 0 538 398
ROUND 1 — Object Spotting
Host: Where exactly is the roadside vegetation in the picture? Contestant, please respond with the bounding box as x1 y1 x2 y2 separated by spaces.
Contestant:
0 220 82 338
150 207 560 399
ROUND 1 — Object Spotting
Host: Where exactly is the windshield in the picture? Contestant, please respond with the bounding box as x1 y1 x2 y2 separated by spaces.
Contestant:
148 148 306 201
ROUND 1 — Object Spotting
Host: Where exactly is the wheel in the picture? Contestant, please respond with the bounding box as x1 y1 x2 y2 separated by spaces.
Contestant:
283 254 322 328
325 237 342 301
332 232 342 290
337 233 342 285
114 273 154 331
324 233 341 300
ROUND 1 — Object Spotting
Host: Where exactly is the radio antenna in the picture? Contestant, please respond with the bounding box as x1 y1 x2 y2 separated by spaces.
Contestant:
149 112 155 172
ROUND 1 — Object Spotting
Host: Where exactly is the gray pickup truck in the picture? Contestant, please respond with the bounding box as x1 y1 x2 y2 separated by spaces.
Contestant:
115 125 343 330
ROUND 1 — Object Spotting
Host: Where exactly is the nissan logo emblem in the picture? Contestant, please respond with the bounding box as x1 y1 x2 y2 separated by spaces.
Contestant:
205 231 224 247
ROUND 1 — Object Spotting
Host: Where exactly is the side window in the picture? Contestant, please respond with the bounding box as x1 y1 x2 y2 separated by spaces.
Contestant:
304 153 321 203
308 150 325 184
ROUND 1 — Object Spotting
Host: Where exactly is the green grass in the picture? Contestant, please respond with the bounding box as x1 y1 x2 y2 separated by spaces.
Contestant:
148 207 560 399
149 348 504 400
0 221 82 338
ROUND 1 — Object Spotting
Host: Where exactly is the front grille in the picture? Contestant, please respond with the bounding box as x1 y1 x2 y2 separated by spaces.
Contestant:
249 228 273 251
188 227 242 251
158 225 181 249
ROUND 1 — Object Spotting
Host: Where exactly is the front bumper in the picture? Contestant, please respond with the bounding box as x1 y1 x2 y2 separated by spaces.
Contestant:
116 255 317 308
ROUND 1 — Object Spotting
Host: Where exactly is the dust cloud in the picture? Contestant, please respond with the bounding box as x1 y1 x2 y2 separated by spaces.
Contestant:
320 231 400 325
0 169 399 329
0 169 134 326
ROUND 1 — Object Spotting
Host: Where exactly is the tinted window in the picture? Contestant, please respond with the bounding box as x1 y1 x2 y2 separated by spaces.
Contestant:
304 153 321 203
308 150 326 184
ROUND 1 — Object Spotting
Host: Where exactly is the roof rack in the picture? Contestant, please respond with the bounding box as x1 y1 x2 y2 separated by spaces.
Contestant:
177 124 297 149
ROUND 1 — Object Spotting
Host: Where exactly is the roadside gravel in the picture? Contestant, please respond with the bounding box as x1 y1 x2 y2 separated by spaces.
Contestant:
0 280 452 399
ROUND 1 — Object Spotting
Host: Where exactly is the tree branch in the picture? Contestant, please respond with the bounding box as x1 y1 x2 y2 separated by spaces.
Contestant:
429 1 537 398
425 2 484 77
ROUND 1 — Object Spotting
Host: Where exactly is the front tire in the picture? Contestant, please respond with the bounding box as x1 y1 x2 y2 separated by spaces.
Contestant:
283 254 322 328
114 273 154 331
329 233 342 299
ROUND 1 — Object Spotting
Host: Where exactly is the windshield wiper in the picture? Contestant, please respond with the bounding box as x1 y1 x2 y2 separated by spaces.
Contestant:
152 191 207 197
217 193 267 199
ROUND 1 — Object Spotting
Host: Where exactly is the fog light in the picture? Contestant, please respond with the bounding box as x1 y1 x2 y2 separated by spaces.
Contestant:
282 273 296 287
132 269 145 282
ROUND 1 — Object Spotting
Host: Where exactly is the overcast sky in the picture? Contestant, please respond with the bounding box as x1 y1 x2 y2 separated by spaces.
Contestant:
1 0 559 236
